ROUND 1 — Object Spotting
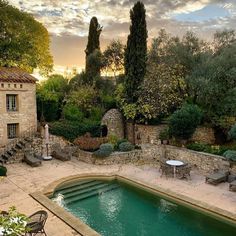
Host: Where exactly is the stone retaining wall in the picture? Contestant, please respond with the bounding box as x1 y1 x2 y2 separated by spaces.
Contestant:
75 144 232 174
126 123 215 145
75 149 142 165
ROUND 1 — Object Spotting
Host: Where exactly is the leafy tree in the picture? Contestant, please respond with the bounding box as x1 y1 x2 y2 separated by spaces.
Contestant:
85 17 102 79
124 1 147 103
138 63 186 121
213 30 236 53
0 0 53 75
187 40 236 119
65 85 98 117
37 74 69 121
102 40 125 77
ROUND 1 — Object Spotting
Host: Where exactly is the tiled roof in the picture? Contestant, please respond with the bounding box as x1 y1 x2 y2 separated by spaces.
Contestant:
0 67 37 83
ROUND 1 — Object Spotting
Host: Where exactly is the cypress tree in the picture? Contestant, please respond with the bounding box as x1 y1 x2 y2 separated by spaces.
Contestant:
124 1 147 103
85 17 102 78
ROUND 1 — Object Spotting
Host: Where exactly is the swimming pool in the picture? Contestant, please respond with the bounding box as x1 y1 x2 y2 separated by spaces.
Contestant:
51 178 236 236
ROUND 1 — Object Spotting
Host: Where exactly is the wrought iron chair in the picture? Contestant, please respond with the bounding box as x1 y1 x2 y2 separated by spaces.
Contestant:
25 210 48 236
176 164 191 180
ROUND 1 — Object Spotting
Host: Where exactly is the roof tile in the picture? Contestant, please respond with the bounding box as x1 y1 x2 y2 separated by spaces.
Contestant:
0 67 37 83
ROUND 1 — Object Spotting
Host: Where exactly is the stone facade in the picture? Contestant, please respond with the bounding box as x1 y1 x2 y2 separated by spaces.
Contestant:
126 123 215 145
101 109 124 139
0 69 37 148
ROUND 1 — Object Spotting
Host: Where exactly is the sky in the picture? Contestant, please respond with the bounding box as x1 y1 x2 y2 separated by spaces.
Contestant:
8 0 236 74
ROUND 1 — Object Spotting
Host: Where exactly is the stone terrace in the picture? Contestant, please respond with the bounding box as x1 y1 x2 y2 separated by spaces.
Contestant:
0 157 236 236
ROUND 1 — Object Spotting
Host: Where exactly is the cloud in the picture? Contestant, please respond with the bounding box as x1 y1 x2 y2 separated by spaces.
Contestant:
8 0 236 69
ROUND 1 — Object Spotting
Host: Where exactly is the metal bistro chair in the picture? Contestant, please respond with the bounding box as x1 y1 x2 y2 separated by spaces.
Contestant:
176 163 191 180
25 210 48 236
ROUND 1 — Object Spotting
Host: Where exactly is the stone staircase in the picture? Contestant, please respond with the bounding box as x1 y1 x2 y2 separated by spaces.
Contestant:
0 128 37 165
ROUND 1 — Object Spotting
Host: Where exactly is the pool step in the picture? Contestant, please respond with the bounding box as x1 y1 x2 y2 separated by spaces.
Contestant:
63 182 110 199
65 183 120 205
55 180 102 195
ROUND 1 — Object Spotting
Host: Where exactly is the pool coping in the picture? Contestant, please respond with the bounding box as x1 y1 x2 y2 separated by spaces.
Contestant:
30 173 236 236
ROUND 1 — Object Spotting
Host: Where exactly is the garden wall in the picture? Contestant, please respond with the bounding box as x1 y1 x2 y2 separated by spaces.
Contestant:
126 123 215 145
75 144 232 174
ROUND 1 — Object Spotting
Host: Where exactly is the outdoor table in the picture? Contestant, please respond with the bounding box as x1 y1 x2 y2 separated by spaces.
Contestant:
166 160 184 178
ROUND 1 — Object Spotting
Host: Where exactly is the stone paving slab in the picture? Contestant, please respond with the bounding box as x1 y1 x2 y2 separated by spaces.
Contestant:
0 157 236 236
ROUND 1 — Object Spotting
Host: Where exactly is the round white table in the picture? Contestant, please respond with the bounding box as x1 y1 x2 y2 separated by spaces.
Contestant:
166 160 184 178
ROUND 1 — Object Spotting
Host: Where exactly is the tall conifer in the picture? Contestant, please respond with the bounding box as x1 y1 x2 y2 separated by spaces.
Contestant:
85 17 102 78
124 1 147 103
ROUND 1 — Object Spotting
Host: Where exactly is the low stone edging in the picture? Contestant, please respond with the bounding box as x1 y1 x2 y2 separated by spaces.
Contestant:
75 144 233 174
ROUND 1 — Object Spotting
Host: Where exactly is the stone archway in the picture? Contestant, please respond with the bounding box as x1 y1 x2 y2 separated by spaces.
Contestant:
101 109 124 139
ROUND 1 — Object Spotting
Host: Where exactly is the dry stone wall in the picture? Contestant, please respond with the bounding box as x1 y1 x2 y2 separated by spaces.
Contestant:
126 123 215 145
75 144 232 174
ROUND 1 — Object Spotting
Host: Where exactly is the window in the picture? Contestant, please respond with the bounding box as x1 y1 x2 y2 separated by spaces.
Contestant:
6 95 18 111
20 84 23 88
1 84 4 88
7 123 19 139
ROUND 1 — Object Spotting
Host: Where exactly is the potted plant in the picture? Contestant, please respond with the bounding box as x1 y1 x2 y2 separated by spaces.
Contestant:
0 165 7 176
159 128 169 145
0 206 29 236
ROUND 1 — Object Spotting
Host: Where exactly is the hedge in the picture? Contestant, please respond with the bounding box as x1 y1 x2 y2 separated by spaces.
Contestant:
49 120 101 142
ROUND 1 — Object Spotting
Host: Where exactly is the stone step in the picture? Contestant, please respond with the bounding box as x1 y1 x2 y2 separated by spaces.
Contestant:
56 180 104 195
63 183 109 199
55 180 98 193
65 184 120 205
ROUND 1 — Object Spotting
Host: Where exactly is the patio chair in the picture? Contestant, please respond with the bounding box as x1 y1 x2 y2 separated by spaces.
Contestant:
51 143 71 161
25 210 48 236
229 180 236 192
23 149 41 167
205 170 229 185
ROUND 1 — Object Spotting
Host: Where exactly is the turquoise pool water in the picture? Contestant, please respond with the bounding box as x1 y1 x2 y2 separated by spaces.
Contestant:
53 180 236 236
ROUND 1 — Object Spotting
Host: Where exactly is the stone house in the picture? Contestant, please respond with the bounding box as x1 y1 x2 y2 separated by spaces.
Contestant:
0 67 37 147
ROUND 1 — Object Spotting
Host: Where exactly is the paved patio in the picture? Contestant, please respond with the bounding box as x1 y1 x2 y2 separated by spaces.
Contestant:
0 157 236 236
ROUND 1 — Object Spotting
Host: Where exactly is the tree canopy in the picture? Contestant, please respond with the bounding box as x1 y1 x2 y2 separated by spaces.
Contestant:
102 40 124 77
0 0 53 75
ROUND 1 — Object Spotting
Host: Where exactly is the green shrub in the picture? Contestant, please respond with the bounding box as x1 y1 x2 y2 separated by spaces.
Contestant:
119 142 134 152
115 139 128 150
223 150 236 162
159 128 169 140
169 104 203 140
186 143 228 156
0 166 7 176
63 104 84 121
228 124 236 140
186 142 208 152
100 94 116 110
50 120 101 142
93 143 114 158
108 135 119 147
90 107 104 121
